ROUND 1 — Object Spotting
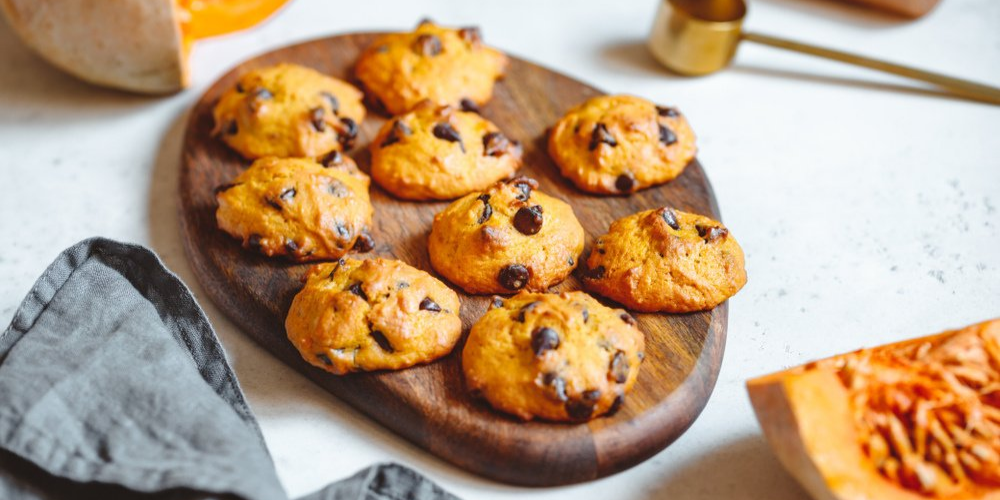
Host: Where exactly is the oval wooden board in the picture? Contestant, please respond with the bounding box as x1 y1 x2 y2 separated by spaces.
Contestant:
179 32 728 487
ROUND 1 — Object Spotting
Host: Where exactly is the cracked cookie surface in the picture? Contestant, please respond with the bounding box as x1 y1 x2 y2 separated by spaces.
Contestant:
548 94 696 194
582 207 746 312
370 102 522 200
355 21 508 115
428 178 584 295
213 63 365 160
215 156 374 262
286 258 462 374
463 291 645 422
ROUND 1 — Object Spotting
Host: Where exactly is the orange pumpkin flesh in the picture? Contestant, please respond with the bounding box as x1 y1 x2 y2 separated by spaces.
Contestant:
748 319 1000 500
177 0 291 45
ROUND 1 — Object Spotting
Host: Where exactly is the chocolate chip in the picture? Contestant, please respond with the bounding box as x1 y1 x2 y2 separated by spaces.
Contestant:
214 182 239 194
432 122 464 152
660 207 680 230
381 120 412 147
542 372 568 402
327 180 349 198
606 393 625 416
226 120 238 135
279 187 296 201
285 239 299 253
498 264 530 290
247 234 262 250
370 330 394 352
638 351 645 361
265 197 282 210
321 91 340 115
585 265 606 280
511 177 536 201
659 124 677 146
582 308 589 323
696 224 729 243
656 106 679 117
321 150 344 167
413 34 442 56
235 82 245 93
458 26 482 44
516 301 540 322
491 296 505 309
353 232 375 252
531 327 560 356
620 312 637 326
252 87 273 100
419 297 441 312
316 353 333 366
589 123 617 151
476 194 492 224
339 118 358 149
615 173 635 193
309 107 325 132
348 282 367 301
610 351 629 383
335 224 351 241
566 399 595 420
417 17 434 27
482 131 510 157
568 256 575 266
397 282 410 289
513 205 544 235
460 98 480 113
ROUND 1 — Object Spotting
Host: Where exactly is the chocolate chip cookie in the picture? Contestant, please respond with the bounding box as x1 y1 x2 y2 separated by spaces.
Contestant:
428 177 584 294
286 258 463 374
582 207 746 312
213 63 365 160
548 94 696 194
215 156 374 262
463 291 645 421
370 102 522 200
354 20 508 115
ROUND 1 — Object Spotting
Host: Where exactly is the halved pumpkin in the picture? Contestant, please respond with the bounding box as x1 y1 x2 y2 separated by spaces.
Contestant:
0 0 290 93
748 319 1000 500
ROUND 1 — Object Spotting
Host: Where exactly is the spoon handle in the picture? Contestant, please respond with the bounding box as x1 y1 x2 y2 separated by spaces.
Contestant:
741 31 1000 105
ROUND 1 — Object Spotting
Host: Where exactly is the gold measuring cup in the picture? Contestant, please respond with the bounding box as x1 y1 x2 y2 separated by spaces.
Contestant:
648 0 1000 105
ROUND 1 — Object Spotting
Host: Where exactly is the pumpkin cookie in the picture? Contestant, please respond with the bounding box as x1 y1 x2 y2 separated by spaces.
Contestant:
582 207 745 312
548 94 696 194
428 178 584 294
286 258 462 374
213 63 365 160
463 291 645 422
215 156 374 262
354 20 508 115
370 102 522 200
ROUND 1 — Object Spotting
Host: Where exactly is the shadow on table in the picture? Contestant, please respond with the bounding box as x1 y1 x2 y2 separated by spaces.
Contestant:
144 112 521 497
645 434 809 500
730 63 966 102
0 17 153 123
596 39 678 78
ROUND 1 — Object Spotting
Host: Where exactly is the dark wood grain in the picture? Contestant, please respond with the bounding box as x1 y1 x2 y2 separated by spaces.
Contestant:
178 32 728 487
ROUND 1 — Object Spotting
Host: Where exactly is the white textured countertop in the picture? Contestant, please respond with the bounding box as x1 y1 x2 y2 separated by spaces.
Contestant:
1 0 998 498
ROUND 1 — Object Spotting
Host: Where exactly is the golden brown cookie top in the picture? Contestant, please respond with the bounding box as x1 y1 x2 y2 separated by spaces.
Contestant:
428 178 584 294
286 258 463 374
355 21 508 115
463 291 645 422
582 207 746 313
369 102 522 200
548 94 696 194
213 63 365 160
215 156 373 262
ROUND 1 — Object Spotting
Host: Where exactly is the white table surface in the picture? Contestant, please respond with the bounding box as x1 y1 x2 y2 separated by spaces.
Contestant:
1 0 998 498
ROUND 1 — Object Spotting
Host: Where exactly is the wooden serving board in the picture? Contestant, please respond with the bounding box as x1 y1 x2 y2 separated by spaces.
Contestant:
179 32 728 487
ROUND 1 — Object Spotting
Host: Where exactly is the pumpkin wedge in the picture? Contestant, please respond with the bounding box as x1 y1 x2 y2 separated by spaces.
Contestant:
0 0 290 93
748 319 1000 500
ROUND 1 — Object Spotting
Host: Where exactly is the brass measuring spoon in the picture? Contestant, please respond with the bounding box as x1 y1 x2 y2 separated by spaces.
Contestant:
648 0 1000 105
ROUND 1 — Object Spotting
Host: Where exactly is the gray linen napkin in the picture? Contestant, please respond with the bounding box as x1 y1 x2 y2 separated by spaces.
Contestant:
0 238 459 500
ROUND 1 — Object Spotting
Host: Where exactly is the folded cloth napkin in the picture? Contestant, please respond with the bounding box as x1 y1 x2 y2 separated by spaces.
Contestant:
0 238 460 500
